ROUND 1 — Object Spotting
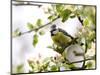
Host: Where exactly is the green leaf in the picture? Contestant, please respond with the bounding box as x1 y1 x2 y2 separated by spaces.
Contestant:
68 64 76 69
86 61 93 69
42 62 49 71
33 34 38 47
47 46 53 49
39 31 45 35
83 18 89 27
28 60 35 69
16 64 24 73
27 22 34 30
50 65 58 71
36 19 42 26
87 42 91 49
47 8 52 13
61 9 72 22
48 15 53 20
89 31 95 42
55 46 65 54
48 15 54 21
56 4 64 13
13 28 21 37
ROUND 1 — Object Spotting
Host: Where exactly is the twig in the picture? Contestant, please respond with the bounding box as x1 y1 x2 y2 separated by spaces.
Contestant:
20 17 60 36
82 38 87 68
65 56 95 65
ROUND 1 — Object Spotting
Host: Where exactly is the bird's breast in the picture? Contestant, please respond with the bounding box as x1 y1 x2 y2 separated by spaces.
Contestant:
51 32 72 47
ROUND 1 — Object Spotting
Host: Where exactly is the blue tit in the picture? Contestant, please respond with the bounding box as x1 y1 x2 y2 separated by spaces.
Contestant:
50 24 74 49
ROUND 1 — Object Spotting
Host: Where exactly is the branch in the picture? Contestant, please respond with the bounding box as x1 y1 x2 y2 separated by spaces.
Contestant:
20 17 60 36
65 55 95 65
82 38 87 68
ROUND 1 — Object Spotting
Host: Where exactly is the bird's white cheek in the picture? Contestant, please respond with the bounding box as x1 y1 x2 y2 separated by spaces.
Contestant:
53 30 58 35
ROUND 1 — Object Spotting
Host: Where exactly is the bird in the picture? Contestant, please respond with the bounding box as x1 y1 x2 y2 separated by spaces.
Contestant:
50 24 74 51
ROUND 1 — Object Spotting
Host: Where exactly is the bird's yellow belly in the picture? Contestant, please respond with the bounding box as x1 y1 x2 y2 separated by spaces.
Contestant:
52 32 72 47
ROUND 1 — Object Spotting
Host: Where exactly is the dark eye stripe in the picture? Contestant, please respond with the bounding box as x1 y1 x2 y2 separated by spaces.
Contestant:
50 29 56 33
50 29 57 36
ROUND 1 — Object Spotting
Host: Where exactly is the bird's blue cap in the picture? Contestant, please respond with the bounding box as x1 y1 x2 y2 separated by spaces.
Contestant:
51 24 56 29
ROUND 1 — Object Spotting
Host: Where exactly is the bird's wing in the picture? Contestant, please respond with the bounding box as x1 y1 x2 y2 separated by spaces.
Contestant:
58 28 74 39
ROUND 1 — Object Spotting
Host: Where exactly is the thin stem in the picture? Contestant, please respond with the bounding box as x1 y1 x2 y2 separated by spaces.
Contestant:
82 38 87 68
20 17 59 36
65 56 95 65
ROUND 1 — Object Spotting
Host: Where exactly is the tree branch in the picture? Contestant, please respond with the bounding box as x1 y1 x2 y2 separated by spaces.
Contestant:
82 38 87 68
65 56 95 65
20 17 60 36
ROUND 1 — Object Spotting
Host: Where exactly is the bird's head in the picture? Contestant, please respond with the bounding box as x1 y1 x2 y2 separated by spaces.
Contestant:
50 24 59 36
